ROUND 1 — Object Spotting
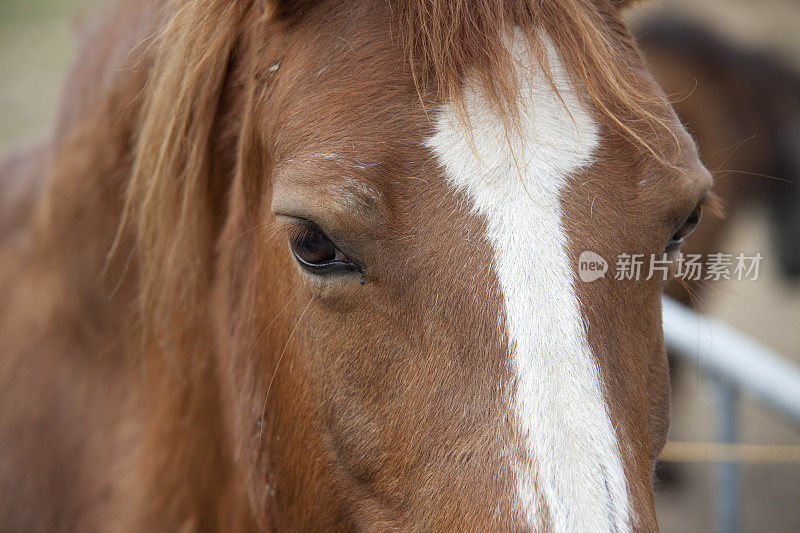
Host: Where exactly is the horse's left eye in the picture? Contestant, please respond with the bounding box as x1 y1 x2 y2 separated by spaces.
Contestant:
290 225 354 273
666 202 703 254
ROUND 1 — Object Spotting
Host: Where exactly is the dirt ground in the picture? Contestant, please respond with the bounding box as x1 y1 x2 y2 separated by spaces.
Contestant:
2 1 799 531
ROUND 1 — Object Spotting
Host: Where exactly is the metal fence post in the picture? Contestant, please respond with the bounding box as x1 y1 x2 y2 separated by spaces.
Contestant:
715 379 740 533
662 297 800 427
662 297 800 532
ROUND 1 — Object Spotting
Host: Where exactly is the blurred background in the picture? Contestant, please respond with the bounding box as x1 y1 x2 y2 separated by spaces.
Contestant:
1 0 799 531
625 2 800 532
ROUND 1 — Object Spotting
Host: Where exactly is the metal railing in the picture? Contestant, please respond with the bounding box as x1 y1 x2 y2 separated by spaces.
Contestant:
661 297 800 533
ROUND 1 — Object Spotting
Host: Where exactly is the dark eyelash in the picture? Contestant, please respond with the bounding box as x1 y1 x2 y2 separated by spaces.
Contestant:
285 221 318 245
700 191 725 220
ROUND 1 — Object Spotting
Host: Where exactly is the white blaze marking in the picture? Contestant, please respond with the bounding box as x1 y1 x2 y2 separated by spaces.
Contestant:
426 30 631 531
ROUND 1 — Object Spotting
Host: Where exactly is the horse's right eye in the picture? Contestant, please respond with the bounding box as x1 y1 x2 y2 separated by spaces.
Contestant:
289 224 356 274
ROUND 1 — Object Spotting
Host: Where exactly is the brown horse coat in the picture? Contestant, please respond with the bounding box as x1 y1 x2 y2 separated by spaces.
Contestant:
1 0 711 530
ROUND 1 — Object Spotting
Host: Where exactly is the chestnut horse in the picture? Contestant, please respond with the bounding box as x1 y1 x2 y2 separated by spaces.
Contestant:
0 0 712 530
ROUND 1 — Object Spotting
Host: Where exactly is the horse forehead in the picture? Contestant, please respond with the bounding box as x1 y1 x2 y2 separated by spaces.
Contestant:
425 31 601 230
425 30 633 531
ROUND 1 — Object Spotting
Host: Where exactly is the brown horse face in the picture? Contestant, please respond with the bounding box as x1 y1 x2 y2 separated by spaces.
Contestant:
218 1 711 530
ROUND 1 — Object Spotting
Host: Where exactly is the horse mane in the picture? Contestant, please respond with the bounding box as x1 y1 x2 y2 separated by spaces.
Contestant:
397 0 670 154
112 1 259 526
118 0 250 335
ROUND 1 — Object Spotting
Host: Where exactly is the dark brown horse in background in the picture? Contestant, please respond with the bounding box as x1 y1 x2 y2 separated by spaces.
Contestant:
637 15 800 302
635 14 800 489
0 0 714 530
